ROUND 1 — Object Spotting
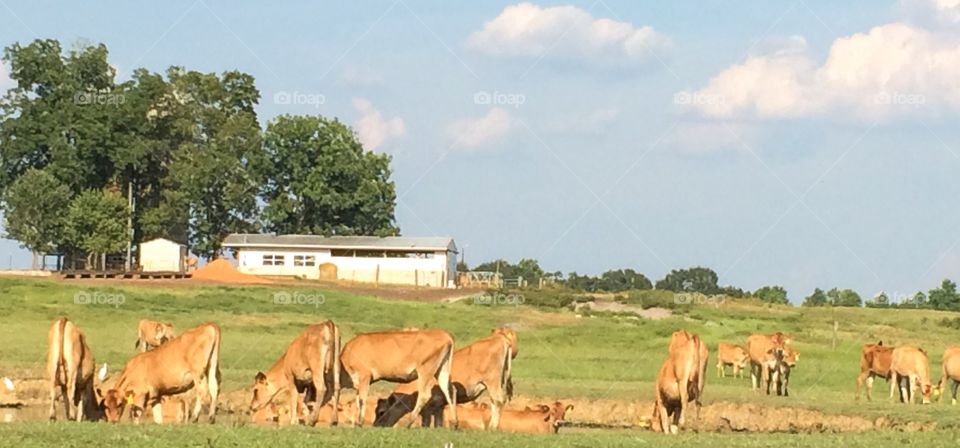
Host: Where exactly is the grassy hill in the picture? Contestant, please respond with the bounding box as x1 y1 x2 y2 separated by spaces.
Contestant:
3 277 960 446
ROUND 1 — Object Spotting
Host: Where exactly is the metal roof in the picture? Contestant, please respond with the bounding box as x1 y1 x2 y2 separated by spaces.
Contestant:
222 233 457 252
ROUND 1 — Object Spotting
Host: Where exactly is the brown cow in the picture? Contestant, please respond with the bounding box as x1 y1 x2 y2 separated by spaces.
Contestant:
100 322 221 423
339 328 457 428
497 401 573 434
249 321 341 426
651 330 704 434
747 332 790 394
889 346 933 404
47 318 98 421
134 320 175 352
856 341 894 401
375 328 518 429
716 343 748 378
939 346 960 405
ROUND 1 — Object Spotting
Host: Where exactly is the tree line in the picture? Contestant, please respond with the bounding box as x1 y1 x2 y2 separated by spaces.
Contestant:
0 39 398 268
466 258 960 311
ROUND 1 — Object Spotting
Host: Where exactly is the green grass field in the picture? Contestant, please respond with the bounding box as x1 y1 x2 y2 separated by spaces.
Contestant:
3 277 960 446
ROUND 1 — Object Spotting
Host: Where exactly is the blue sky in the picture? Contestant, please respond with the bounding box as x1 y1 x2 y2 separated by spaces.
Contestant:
2 0 960 302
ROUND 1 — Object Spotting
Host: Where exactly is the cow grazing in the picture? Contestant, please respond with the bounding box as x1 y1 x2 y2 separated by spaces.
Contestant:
134 320 175 352
497 402 573 434
939 346 960 405
716 343 748 379
889 346 933 404
249 321 341 426
47 318 100 421
856 341 894 401
101 322 221 423
375 328 518 429
339 328 458 428
747 332 790 394
652 330 705 434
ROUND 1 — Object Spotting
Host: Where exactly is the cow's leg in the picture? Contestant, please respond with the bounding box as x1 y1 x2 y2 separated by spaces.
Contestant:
308 357 328 426
404 375 433 428
656 400 671 434
951 379 959 405
354 374 370 428
435 353 457 429
191 376 209 423
750 362 760 392
48 381 59 421
864 374 874 401
487 381 508 430
898 374 911 404
889 372 898 401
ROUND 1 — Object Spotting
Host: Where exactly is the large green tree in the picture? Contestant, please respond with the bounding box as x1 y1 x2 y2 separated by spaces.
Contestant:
1 168 72 267
802 288 828 307
257 115 398 236
929 279 960 311
827 288 862 307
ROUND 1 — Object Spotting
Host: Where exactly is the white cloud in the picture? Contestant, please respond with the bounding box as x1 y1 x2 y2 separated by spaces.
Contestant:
0 63 14 92
680 23 960 120
353 98 405 151
932 0 960 21
468 3 670 69
448 108 513 149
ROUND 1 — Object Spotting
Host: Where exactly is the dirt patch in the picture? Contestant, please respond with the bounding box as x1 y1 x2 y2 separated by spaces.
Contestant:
191 259 272 285
574 301 673 320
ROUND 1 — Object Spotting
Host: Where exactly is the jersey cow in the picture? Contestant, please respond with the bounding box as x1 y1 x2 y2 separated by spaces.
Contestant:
47 318 99 421
652 330 707 434
856 341 894 401
375 328 518 429
339 328 458 428
101 322 221 423
249 321 341 426
134 320 175 352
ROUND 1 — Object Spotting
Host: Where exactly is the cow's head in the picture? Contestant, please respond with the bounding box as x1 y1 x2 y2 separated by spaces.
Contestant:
156 323 175 345
250 372 282 413
98 388 135 423
921 382 934 404
493 327 519 358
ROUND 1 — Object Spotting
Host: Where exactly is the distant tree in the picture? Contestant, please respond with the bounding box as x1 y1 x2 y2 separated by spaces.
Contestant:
473 258 546 285
802 288 828 307
827 288 862 307
754 285 789 305
655 267 720 294
0 169 72 267
456 260 468 273
64 189 130 269
598 269 652 292
865 291 890 308
720 285 748 298
929 279 960 311
566 272 599 292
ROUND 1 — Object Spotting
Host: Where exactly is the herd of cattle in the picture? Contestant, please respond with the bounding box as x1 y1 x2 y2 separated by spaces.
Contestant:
39 317 960 435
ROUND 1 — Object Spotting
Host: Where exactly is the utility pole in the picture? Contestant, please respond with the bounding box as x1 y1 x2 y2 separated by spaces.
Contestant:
124 181 134 272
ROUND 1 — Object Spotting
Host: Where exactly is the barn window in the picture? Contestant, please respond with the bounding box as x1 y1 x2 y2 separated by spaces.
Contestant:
262 254 285 266
331 249 354 257
294 255 316 266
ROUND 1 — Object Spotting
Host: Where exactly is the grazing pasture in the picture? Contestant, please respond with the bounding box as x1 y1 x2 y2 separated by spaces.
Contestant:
2 277 960 446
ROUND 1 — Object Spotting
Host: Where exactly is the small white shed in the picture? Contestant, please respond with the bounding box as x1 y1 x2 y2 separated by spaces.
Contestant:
139 238 187 273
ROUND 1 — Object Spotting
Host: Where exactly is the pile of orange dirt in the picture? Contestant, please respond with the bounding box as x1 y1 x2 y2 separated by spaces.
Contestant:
191 259 272 285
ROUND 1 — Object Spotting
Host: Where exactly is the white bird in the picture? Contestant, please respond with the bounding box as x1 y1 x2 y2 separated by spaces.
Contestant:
2 377 13 392
98 363 109 382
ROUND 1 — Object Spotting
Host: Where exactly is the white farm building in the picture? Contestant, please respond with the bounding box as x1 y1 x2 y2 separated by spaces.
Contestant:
138 238 187 273
222 234 458 287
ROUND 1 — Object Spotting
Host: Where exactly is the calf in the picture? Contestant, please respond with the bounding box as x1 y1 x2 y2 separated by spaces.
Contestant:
772 348 799 397
134 320 175 352
497 401 573 434
716 343 748 378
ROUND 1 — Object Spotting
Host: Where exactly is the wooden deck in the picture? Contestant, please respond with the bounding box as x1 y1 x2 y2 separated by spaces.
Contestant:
60 270 191 280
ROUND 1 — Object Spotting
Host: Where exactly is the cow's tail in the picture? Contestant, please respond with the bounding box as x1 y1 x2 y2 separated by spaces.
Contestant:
203 323 222 422
50 319 67 385
331 321 341 425
500 343 513 401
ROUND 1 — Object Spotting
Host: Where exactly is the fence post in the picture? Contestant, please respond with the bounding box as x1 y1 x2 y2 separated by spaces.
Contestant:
832 320 838 350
